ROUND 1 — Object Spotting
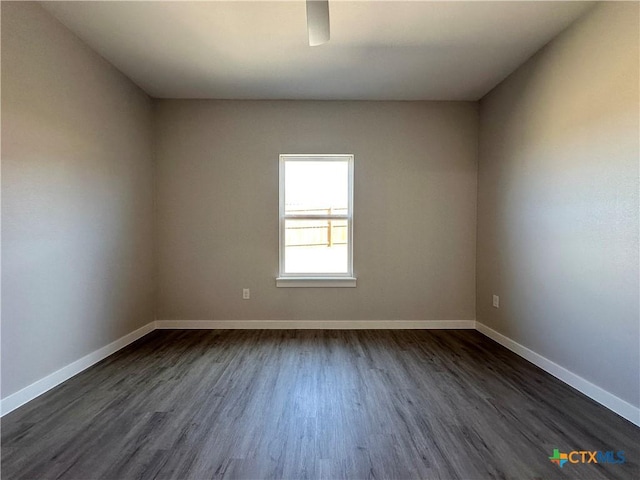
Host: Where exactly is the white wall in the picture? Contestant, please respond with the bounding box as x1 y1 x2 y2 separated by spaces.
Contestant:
477 2 639 408
1 2 155 398
155 100 478 322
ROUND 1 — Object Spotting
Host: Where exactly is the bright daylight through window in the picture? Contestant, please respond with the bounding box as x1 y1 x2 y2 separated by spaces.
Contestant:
277 154 355 287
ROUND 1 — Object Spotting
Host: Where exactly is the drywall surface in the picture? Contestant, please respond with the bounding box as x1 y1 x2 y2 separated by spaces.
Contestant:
1 2 155 397
477 2 639 407
156 100 478 321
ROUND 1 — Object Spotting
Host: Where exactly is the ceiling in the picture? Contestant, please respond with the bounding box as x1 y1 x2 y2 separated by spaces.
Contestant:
40 1 595 101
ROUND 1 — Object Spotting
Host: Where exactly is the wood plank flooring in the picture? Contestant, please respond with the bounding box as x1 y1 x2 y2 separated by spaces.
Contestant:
2 329 639 480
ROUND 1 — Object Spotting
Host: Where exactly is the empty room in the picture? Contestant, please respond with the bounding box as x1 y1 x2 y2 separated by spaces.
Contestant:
1 1 639 479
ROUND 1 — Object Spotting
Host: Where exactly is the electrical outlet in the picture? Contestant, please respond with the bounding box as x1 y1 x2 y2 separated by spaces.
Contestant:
492 294 500 308
243 288 250 300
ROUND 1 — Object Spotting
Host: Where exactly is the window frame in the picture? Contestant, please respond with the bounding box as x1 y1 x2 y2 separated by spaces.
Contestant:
277 154 356 287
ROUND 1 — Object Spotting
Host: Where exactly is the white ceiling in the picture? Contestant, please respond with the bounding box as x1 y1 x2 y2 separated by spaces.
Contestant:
41 1 594 101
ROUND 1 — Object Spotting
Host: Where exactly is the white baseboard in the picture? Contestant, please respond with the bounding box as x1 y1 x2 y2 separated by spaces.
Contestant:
0 319 472 417
476 322 640 427
0 321 155 417
3 319 638 429
155 319 477 330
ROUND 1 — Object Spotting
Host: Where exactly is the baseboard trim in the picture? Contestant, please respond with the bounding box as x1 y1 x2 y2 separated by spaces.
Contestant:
476 322 640 427
155 319 477 330
3 319 637 428
0 322 155 417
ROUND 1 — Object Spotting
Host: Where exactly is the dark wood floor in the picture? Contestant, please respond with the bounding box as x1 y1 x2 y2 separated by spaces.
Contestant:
2 330 638 480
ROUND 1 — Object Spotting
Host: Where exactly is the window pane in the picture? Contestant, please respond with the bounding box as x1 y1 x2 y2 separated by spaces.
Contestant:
284 219 349 273
285 161 348 216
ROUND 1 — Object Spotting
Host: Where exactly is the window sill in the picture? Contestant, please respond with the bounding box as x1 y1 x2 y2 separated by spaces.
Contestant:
276 277 357 288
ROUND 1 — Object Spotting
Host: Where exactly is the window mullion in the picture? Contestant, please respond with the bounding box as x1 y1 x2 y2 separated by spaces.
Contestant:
284 215 349 221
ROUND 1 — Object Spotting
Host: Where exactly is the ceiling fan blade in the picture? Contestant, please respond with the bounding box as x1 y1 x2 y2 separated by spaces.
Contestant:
307 0 330 46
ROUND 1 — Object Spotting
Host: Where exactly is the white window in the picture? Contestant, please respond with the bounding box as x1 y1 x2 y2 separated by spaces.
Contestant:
277 154 356 287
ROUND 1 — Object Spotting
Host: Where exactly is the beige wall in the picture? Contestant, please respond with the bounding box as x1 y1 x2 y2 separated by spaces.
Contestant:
1 2 155 397
477 2 639 408
5 0 636 419
155 100 478 321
